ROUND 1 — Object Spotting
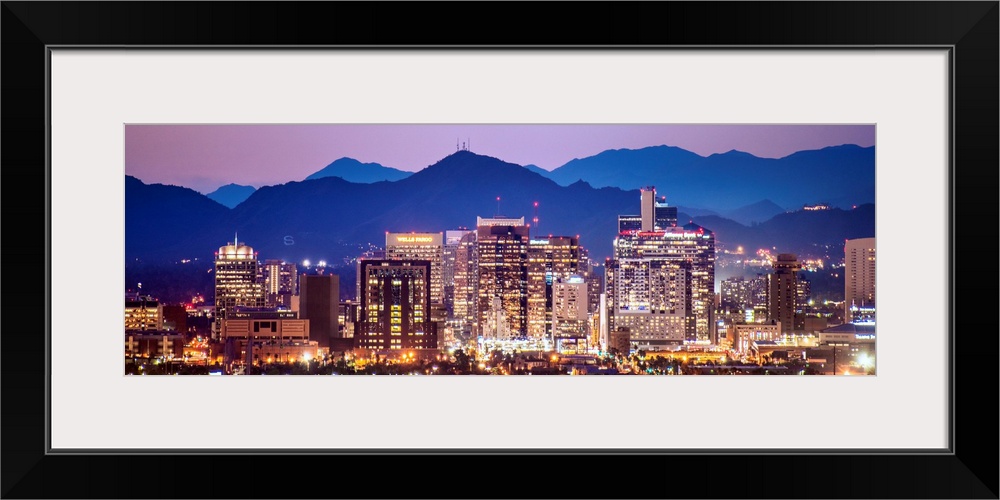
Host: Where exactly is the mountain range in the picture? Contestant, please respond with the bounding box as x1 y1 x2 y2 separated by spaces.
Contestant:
126 150 875 266
541 144 875 210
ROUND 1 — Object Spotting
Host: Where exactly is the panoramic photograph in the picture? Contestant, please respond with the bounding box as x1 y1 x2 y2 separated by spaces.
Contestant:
124 124 876 376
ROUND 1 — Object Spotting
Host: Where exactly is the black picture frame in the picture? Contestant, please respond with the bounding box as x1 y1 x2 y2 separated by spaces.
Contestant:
2 2 996 498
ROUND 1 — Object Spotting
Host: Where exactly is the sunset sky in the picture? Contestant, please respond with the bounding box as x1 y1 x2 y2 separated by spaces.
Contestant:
125 124 875 194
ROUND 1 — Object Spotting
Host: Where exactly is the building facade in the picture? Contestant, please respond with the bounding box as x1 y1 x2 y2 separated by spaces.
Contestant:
452 231 479 337
526 236 581 339
357 260 436 350
386 232 444 305
262 259 298 308
767 254 801 334
608 223 716 347
299 273 339 349
476 217 530 339
125 295 163 331
844 237 876 323
213 239 265 337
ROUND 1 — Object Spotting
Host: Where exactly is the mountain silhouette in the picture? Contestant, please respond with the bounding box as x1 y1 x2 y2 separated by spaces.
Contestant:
206 183 256 208
522 164 551 177
126 152 875 270
546 144 875 210
305 157 411 183
720 199 787 226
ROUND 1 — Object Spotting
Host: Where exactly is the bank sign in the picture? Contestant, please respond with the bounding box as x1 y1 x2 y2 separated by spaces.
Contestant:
388 233 442 246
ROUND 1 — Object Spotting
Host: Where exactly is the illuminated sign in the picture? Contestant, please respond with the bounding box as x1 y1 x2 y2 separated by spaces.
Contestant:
389 233 442 245
854 334 876 340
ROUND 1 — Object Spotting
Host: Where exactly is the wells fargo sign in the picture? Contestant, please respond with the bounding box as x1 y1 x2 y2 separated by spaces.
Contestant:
389 233 441 245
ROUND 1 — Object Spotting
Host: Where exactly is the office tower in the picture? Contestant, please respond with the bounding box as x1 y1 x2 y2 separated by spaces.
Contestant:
299 273 339 349
124 295 163 331
263 260 298 308
386 232 444 305
640 187 655 231
213 238 265 337
608 213 716 347
654 195 678 230
452 231 479 336
357 260 435 350
844 237 876 323
526 236 581 339
578 246 604 316
443 229 474 317
552 275 590 352
767 254 801 334
476 216 530 339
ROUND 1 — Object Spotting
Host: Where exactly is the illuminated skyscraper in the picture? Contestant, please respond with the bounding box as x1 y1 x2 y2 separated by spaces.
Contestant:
263 259 298 308
357 260 435 350
526 236 581 339
452 231 478 337
213 238 265 337
844 237 876 323
767 254 801 334
608 191 716 348
476 216 530 339
552 275 590 352
386 232 444 305
443 229 474 316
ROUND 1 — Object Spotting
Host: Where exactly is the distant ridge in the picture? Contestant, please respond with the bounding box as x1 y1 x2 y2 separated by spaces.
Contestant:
305 157 411 183
206 183 255 208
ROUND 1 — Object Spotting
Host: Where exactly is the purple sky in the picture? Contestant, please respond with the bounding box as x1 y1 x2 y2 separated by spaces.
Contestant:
125 124 875 194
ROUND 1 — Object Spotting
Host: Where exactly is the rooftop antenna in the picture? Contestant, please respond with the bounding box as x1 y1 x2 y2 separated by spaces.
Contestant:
496 196 501 216
533 201 539 236
234 231 238 247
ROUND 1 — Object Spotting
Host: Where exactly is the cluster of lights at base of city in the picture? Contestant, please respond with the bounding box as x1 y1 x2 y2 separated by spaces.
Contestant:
125 188 876 376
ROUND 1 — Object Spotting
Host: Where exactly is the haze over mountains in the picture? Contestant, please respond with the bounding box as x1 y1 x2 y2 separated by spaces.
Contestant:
127 148 875 266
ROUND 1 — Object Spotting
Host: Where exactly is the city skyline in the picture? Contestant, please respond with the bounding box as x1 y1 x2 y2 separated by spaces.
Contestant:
124 125 876 376
125 124 875 193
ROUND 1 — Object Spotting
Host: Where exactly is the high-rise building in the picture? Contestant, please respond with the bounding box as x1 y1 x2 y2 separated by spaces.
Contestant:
844 237 876 323
213 239 265 337
621 187 680 233
527 236 581 339
608 220 716 347
443 229 474 317
299 273 339 349
767 254 801 334
452 231 479 337
476 216 530 339
552 275 590 352
263 259 298 308
357 260 435 350
386 232 444 305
